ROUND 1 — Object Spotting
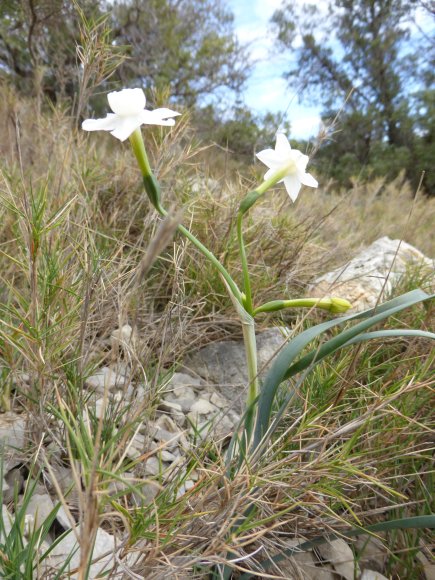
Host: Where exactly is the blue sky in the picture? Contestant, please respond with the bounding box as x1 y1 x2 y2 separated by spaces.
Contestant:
227 0 434 140
227 0 322 139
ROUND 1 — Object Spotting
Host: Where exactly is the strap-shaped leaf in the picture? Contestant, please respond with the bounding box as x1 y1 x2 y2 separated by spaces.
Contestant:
343 329 435 346
283 295 434 379
238 514 435 579
253 289 432 447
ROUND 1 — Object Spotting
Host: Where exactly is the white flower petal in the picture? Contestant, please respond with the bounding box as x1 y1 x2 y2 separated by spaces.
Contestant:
256 148 280 168
300 171 318 188
109 115 144 141
275 133 292 155
152 107 181 120
82 114 118 132
294 152 309 173
108 88 146 116
140 108 180 126
283 175 302 202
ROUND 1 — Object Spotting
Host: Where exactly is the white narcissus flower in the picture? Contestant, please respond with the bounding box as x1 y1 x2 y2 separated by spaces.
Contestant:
82 88 180 142
256 133 318 202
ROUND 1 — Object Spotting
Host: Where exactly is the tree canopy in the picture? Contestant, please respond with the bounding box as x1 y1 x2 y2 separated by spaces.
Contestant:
272 0 435 193
0 0 249 107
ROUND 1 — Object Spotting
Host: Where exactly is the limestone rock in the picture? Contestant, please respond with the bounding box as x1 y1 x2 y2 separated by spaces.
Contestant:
360 571 389 580
111 324 134 351
280 541 335 579
0 412 27 471
45 465 79 505
355 535 387 573
4 467 24 501
144 456 160 476
310 237 434 312
1 505 13 539
133 481 160 505
49 525 116 578
2 478 9 498
23 493 55 529
85 366 129 392
316 538 357 580
189 399 217 416
184 327 289 409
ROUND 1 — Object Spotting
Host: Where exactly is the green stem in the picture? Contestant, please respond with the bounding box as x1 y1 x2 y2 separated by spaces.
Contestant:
242 316 258 440
129 129 243 304
129 128 153 178
237 211 253 314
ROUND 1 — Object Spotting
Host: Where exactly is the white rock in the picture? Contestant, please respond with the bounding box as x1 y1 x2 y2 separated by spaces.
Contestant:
191 420 212 439
24 493 55 529
56 504 73 529
167 396 196 413
158 400 182 413
184 480 195 491
111 324 133 346
4 467 24 502
49 525 116 578
280 540 335 580
361 571 389 580
209 392 228 408
132 481 160 505
159 450 177 462
184 328 290 410
46 465 76 498
165 372 202 397
85 366 128 392
0 412 27 470
212 414 237 439
355 535 387 572
94 398 106 418
144 457 160 476
189 399 217 415
189 470 199 481
317 538 357 580
423 563 435 580
1 505 13 539
310 236 434 312
157 401 186 426
153 428 183 450
176 484 186 498
155 415 179 432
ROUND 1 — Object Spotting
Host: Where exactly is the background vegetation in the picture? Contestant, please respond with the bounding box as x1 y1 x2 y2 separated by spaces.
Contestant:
1 0 434 193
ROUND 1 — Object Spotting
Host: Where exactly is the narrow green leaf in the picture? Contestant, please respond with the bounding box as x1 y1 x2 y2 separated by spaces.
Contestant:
238 515 435 579
284 293 434 379
253 290 431 447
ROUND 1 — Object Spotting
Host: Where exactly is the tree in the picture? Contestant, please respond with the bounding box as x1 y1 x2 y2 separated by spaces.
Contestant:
111 0 250 107
272 0 435 193
0 0 249 109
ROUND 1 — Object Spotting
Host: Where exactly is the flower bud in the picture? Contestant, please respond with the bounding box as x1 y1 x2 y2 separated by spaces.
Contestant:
328 297 352 313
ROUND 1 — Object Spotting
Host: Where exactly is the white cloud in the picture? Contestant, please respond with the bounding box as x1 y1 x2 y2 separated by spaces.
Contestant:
290 114 322 139
245 77 289 109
